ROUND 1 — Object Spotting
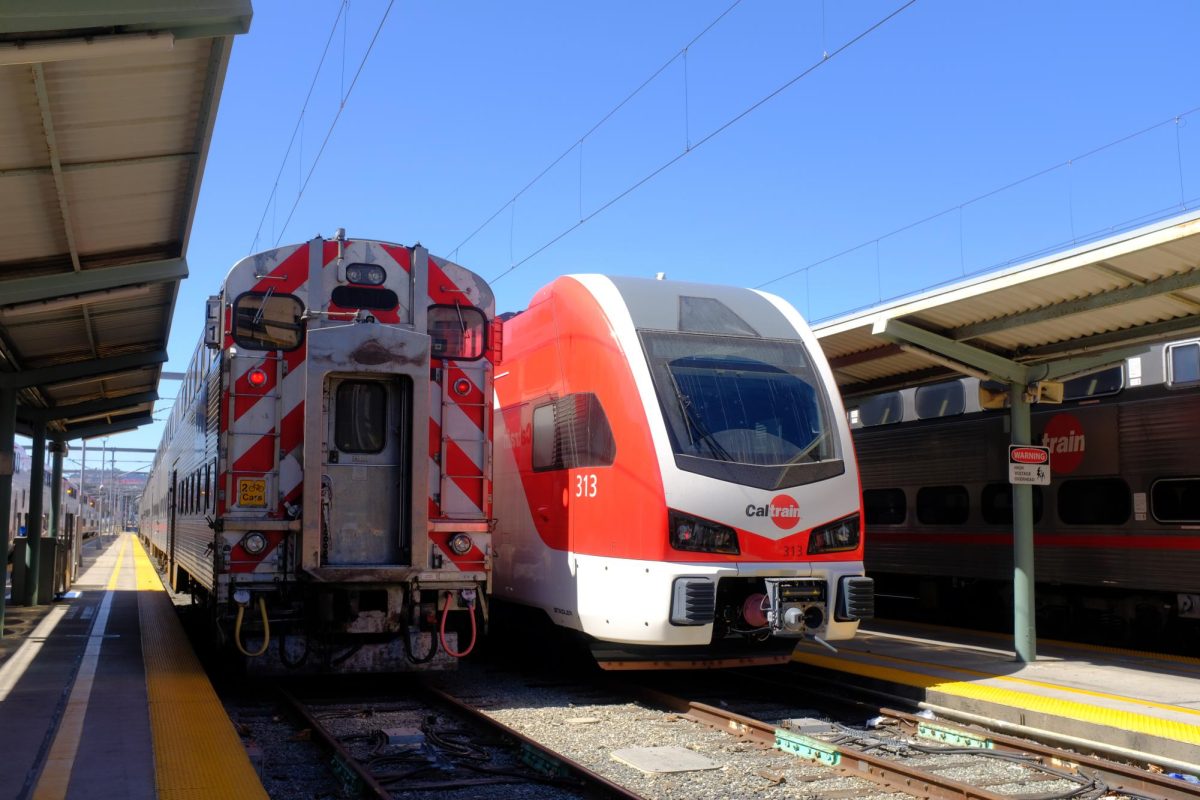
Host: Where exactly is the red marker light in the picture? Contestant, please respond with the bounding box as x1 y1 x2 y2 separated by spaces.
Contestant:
247 368 268 388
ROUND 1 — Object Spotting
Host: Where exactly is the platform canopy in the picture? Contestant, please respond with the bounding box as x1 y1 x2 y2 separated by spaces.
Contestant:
814 210 1200 400
0 1 251 441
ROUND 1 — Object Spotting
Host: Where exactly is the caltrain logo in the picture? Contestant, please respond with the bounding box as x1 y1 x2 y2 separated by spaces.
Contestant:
746 495 801 530
1041 412 1085 475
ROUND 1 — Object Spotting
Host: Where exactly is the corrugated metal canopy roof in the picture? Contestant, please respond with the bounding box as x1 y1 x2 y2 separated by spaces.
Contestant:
813 210 1200 400
0 0 250 440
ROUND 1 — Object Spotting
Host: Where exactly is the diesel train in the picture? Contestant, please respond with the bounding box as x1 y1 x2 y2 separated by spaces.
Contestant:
849 337 1200 651
138 231 498 672
491 275 875 669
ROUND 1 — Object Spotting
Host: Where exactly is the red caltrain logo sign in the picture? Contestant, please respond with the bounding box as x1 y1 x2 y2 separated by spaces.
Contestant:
1041 412 1085 474
745 495 801 530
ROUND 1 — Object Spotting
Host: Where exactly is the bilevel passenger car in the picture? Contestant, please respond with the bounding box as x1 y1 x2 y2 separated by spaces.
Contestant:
849 337 1200 651
491 275 875 669
139 231 498 672
6 443 95 552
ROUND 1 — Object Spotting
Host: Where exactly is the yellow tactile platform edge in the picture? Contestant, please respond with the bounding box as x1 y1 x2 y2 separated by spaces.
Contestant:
131 535 269 800
794 650 1200 748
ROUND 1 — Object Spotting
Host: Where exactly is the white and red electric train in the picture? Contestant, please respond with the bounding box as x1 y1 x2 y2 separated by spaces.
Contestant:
139 231 497 672
491 275 874 668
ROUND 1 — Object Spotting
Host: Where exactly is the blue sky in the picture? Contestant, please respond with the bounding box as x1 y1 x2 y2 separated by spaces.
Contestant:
78 0 1200 461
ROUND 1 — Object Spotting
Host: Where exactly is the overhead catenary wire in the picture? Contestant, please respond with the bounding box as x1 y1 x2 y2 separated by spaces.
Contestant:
450 0 746 263
248 1 396 252
752 104 1200 302
484 0 918 284
249 1 348 254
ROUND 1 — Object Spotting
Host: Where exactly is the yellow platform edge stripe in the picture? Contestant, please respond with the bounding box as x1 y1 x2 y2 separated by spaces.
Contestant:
845 643 1200 719
793 650 1200 747
864 620 1200 670
131 535 269 800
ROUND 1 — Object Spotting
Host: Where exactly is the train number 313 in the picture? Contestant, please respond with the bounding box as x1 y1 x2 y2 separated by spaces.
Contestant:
575 473 598 498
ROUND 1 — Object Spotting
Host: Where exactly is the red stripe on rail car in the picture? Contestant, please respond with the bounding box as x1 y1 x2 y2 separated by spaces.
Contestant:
232 429 275 475
426 258 466 305
381 243 412 272
443 438 484 508
279 403 304 457
252 244 310 294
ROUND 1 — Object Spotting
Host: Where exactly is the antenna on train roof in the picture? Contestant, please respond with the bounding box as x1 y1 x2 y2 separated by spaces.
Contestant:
655 272 666 280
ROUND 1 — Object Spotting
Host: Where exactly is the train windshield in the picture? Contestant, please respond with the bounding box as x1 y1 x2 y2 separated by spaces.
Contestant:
640 331 843 489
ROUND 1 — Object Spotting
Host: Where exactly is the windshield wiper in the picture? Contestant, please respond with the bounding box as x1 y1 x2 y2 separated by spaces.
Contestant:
666 370 734 462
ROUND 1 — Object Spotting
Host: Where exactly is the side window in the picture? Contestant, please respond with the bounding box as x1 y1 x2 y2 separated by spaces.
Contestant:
1058 479 1131 525
232 292 305 351
857 392 903 426
916 485 970 525
1167 342 1200 386
531 393 617 471
863 488 906 525
980 483 1043 525
1151 478 1200 523
1062 365 1123 400
334 381 387 453
915 381 965 419
428 305 486 360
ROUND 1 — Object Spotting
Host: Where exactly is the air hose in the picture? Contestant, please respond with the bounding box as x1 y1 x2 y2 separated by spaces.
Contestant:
439 588 478 658
233 593 270 657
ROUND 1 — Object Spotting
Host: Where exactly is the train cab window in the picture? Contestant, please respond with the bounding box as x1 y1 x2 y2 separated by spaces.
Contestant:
1062 365 1123 400
233 292 304 351
1151 478 1200 523
532 393 616 471
915 382 965 419
916 485 969 525
334 381 387 453
1167 342 1200 386
857 392 902 426
428 305 486 360
981 482 1043 525
1058 479 1131 525
863 488 906 525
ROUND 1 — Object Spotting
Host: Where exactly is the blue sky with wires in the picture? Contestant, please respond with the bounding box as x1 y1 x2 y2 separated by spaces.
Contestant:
110 0 1200 454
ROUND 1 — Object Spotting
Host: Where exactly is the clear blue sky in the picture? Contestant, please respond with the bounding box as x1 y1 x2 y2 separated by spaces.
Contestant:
75 0 1200 462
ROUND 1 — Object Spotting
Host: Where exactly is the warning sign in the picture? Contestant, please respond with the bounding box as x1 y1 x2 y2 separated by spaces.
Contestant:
1008 445 1050 486
237 478 267 507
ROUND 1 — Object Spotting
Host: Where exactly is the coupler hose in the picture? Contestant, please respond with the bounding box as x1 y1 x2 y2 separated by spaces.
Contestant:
439 587 478 658
233 591 270 657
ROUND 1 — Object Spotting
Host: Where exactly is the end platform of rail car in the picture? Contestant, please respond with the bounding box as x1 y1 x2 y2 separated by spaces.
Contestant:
0 533 266 799
790 618 1200 774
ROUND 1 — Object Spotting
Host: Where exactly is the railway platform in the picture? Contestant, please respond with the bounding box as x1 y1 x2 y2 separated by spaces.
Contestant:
792 619 1200 774
0 532 266 800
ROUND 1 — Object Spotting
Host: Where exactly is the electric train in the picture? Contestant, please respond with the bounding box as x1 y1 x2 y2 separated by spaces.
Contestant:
491 275 875 669
139 231 498 672
849 337 1200 651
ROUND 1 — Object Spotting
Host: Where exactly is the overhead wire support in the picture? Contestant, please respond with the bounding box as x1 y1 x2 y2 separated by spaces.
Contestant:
487 0 918 283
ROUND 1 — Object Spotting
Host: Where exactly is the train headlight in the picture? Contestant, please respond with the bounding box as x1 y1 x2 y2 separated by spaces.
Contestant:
447 533 473 555
668 510 739 555
807 514 860 554
241 531 268 555
346 263 386 285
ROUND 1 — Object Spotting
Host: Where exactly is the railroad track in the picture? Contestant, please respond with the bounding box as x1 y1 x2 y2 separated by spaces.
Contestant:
276 678 636 799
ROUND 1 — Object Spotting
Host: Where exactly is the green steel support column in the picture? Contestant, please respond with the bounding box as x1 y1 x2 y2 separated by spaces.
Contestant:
1009 382 1037 663
49 438 64 538
25 421 46 606
0 388 15 636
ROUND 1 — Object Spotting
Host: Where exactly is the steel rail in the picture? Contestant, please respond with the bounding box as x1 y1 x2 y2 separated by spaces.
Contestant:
279 687 394 800
881 706 1200 800
416 680 645 800
630 685 1013 800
